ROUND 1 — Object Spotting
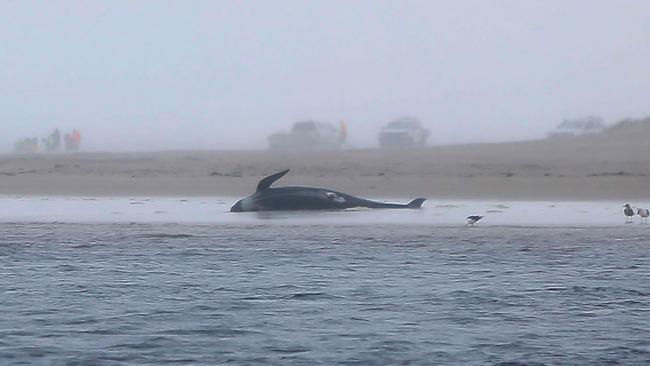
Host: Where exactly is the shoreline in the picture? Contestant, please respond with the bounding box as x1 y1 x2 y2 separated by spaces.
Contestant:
0 175 648 201
2 138 650 200
0 196 637 226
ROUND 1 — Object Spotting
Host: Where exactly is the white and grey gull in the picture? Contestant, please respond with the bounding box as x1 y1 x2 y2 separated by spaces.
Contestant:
623 204 635 223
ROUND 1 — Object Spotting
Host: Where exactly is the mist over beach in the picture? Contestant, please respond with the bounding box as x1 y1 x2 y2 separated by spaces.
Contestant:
2 1 649 202
2 118 650 200
1 1 649 153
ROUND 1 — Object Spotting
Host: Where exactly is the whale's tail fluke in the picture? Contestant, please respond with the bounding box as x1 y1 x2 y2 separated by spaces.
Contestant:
359 197 426 209
407 198 426 209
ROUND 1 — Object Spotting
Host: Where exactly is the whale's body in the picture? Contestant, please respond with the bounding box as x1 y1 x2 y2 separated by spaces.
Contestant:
230 169 425 212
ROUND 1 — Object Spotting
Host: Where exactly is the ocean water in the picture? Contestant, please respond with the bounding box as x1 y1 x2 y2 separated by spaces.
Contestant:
1 198 650 365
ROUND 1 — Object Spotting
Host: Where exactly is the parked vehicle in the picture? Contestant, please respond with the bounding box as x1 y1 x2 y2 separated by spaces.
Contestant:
378 118 428 148
269 121 346 150
547 116 605 139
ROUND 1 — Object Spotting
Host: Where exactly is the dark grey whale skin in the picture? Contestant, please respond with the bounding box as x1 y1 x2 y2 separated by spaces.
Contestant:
230 170 426 212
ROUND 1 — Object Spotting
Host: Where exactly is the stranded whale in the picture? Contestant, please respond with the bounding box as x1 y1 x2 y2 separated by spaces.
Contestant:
230 169 426 212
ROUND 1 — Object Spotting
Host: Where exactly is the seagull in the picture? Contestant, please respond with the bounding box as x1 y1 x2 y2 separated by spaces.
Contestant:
637 208 649 223
466 215 483 226
623 204 635 223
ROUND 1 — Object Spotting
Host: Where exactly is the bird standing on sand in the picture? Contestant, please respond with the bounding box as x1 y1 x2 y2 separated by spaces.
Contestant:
466 215 483 226
637 208 649 223
623 204 635 223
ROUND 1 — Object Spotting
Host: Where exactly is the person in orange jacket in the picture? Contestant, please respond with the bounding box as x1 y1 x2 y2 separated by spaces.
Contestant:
71 129 81 147
64 129 82 151
339 120 347 144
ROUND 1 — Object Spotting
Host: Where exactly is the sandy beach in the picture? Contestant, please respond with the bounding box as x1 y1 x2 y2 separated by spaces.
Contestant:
1 126 649 200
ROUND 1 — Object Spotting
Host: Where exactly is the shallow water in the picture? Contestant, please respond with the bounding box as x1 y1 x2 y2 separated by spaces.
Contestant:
2 221 649 365
0 196 643 226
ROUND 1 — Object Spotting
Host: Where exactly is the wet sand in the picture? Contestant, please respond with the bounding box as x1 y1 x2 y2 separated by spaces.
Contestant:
1 134 649 200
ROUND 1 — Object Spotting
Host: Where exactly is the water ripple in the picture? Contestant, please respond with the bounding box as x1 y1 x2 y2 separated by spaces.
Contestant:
1 223 649 365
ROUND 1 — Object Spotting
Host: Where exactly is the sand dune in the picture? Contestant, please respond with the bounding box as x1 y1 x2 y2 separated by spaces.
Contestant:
1 125 649 200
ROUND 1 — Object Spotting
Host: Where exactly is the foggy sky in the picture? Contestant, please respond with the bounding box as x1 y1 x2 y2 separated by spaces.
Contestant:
1 0 649 151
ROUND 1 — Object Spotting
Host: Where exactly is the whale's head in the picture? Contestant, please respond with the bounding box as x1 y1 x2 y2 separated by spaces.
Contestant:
230 199 243 212
230 196 255 212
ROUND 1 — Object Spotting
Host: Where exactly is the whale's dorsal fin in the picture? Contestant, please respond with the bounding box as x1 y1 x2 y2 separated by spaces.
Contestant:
257 169 290 192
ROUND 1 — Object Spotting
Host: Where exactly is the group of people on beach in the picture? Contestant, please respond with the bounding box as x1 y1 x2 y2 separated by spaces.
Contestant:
14 128 82 153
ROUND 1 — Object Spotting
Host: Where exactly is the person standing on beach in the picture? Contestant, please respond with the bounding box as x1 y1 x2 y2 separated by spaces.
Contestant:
64 129 82 151
52 128 61 151
72 129 81 149
52 128 61 150
42 128 61 152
